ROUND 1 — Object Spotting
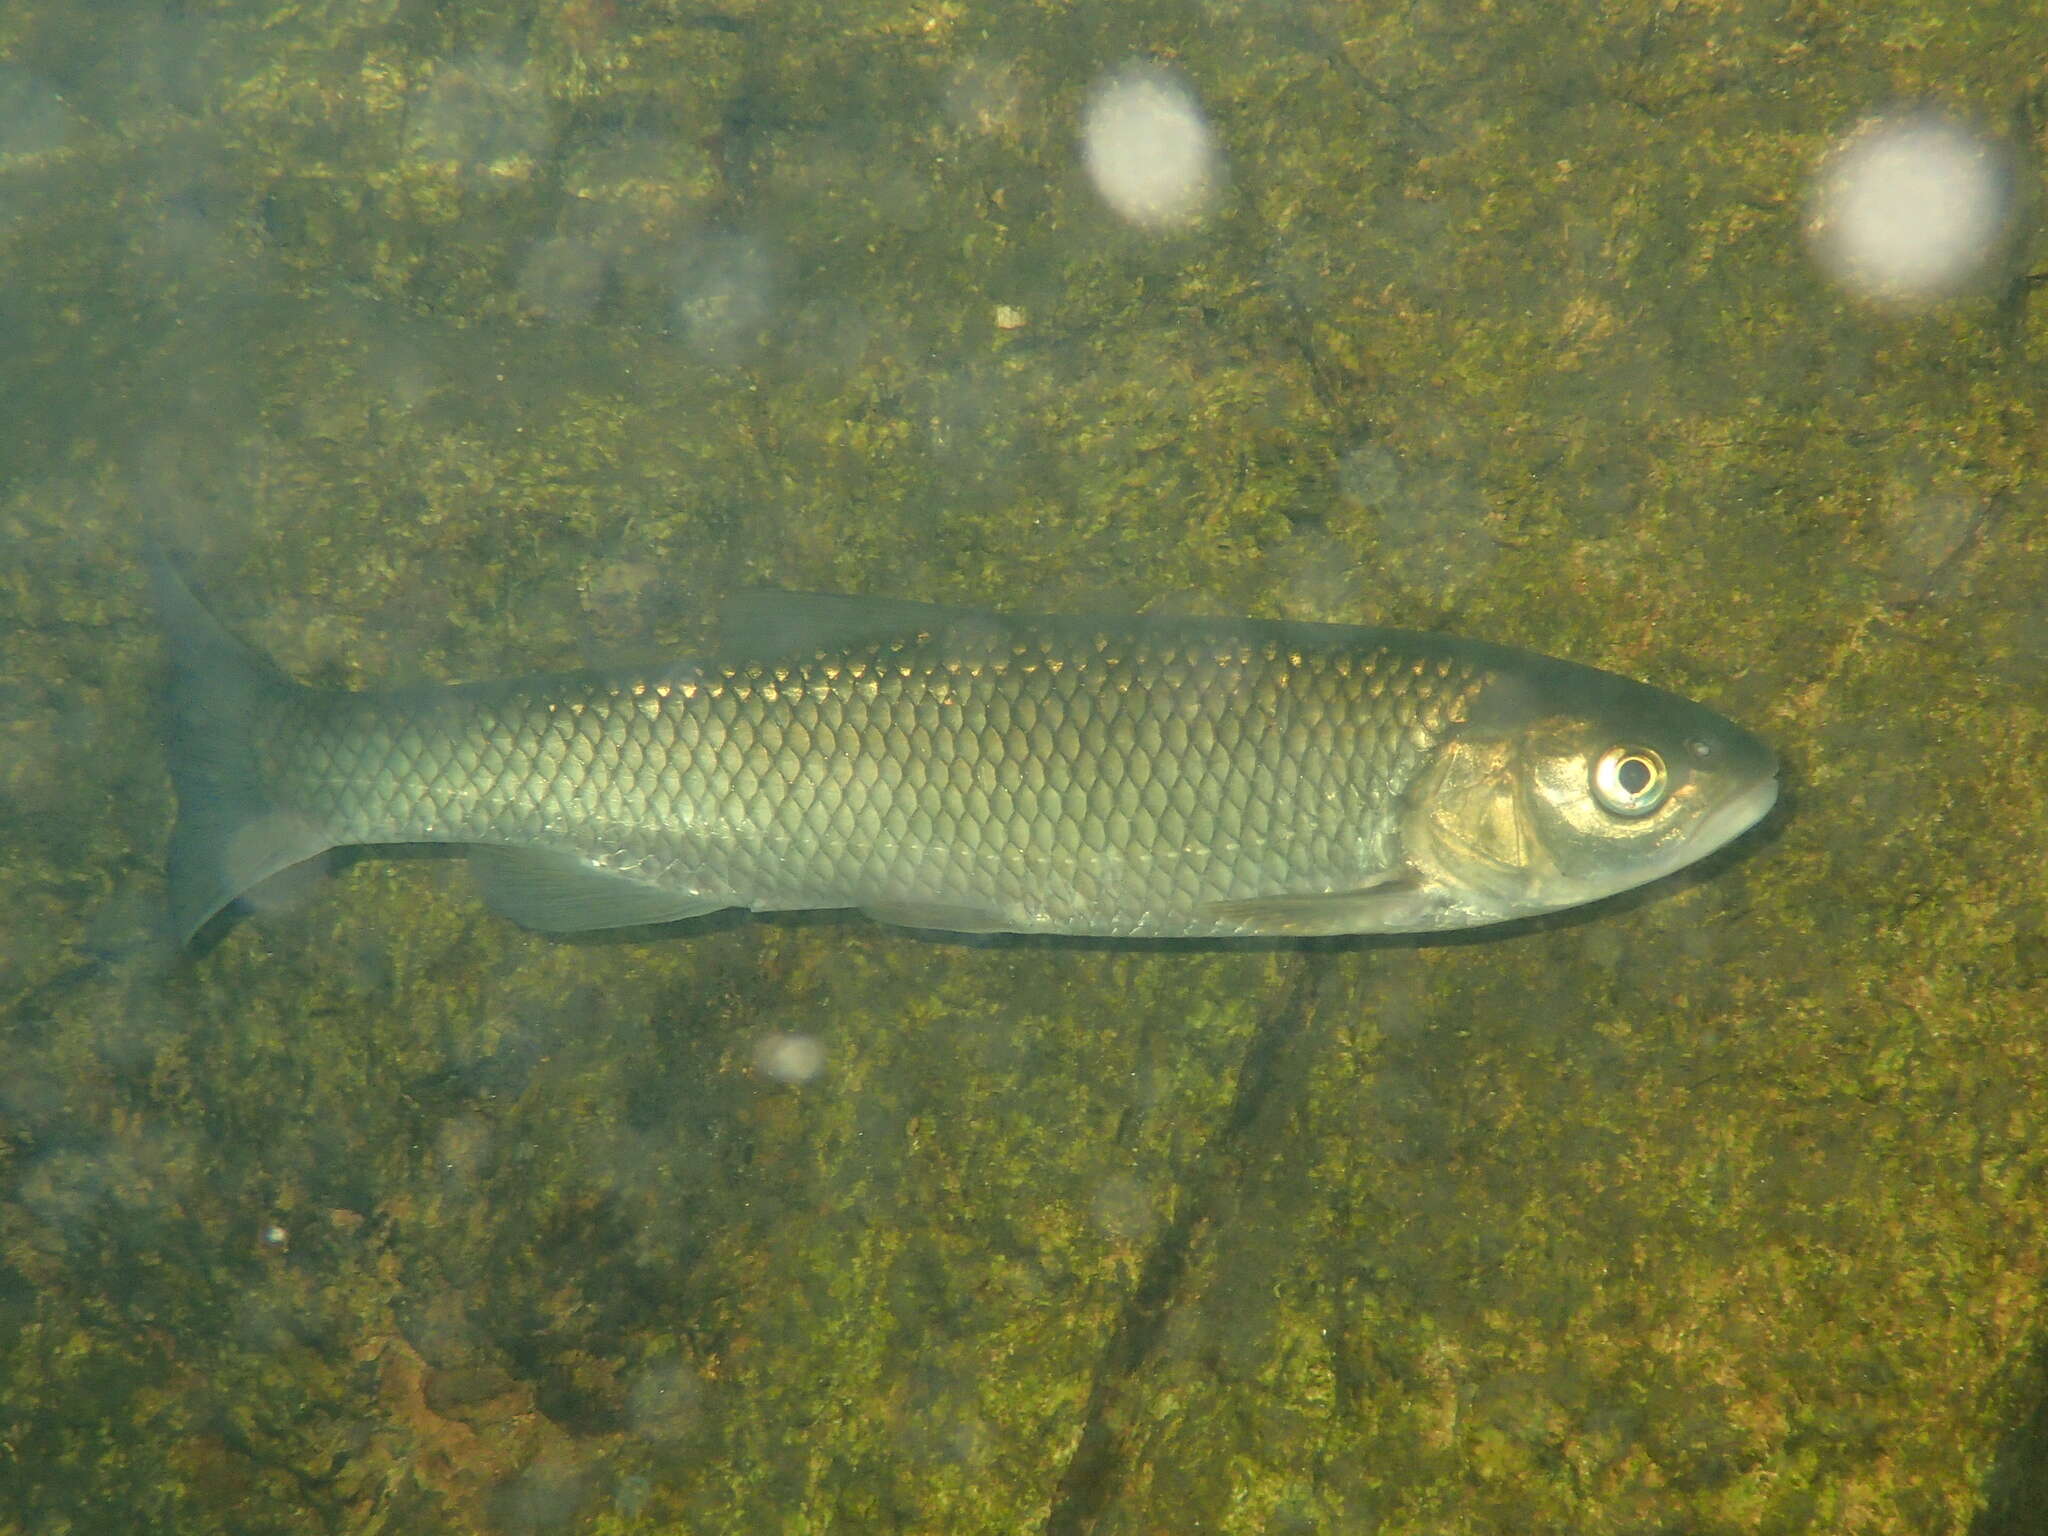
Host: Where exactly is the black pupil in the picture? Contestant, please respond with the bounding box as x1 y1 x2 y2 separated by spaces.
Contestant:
1617 756 1653 796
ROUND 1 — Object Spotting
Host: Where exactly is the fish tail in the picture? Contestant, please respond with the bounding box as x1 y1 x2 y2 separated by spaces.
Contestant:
149 552 333 944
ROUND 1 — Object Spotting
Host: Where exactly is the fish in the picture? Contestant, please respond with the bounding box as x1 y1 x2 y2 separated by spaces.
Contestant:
150 562 1778 944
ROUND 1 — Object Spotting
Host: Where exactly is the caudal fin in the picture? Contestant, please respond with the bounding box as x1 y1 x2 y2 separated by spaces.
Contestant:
149 554 334 945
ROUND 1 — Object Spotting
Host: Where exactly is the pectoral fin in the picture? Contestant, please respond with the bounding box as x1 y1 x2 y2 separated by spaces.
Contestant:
470 848 732 932
1198 875 1437 935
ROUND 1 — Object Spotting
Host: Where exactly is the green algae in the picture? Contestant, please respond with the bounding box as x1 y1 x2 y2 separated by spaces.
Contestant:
2 0 2046 1530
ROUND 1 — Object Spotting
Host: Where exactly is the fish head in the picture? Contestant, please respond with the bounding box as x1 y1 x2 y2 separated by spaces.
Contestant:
1403 662 1779 926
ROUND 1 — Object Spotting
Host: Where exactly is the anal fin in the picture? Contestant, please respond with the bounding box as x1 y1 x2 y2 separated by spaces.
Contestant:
470 848 732 933
861 902 1021 935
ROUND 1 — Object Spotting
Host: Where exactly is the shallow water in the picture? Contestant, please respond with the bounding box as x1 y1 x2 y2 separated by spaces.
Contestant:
2 2 2045 1530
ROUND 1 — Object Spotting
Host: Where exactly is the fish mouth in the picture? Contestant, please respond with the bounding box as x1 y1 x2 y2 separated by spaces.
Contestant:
1694 771 1780 854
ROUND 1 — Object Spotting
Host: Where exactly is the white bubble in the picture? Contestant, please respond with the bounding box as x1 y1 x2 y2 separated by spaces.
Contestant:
752 1030 824 1084
1805 112 2016 306
1080 63 1220 230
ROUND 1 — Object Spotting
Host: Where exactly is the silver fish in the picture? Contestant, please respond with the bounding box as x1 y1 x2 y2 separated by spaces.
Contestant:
152 565 1777 943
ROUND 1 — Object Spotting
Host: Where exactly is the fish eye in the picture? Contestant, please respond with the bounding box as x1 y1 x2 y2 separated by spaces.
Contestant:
1592 744 1669 817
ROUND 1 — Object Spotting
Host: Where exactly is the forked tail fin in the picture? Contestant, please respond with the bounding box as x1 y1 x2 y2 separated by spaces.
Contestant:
149 554 334 944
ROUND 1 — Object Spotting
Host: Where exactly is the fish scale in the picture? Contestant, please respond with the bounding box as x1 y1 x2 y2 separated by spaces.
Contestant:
255 628 1478 931
152 567 1778 943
